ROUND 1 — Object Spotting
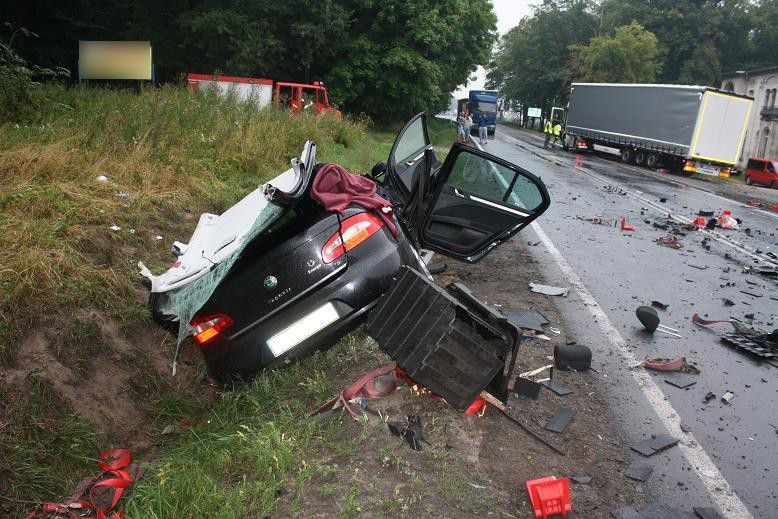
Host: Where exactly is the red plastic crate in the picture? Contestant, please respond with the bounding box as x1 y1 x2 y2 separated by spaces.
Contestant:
526 476 572 518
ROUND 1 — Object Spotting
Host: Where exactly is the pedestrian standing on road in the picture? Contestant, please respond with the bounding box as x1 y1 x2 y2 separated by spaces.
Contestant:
456 112 466 143
551 118 562 148
543 118 553 148
477 113 488 145
464 112 473 144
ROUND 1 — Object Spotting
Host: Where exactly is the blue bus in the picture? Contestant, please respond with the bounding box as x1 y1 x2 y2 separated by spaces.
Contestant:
468 90 498 135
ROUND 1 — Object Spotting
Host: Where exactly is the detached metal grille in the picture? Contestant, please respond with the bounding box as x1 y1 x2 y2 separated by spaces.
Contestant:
366 267 506 410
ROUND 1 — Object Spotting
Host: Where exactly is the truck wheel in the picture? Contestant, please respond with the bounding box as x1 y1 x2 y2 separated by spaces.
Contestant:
634 150 646 166
745 176 752 185
646 153 658 169
771 181 776 189
620 148 635 164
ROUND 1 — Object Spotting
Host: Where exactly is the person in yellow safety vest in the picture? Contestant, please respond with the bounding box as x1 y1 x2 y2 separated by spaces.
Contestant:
543 119 553 148
551 119 562 148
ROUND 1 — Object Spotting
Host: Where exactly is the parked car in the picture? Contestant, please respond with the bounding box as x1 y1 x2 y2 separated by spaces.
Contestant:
139 113 550 381
745 157 778 188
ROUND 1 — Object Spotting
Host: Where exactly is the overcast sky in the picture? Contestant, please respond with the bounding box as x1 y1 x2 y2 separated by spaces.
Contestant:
452 1 535 98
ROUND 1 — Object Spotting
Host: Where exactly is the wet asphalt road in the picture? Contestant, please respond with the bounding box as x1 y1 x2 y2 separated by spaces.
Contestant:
487 125 778 518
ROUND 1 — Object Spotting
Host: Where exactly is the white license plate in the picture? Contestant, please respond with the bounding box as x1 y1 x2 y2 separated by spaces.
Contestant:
695 163 720 176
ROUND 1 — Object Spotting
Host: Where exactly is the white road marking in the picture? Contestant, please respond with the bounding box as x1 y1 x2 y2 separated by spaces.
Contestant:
529 221 753 518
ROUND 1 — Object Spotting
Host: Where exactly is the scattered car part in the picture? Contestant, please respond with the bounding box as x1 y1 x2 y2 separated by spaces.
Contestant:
722 298 735 306
27 449 139 519
664 373 697 389
625 460 654 482
503 309 550 332
544 407 576 433
721 391 735 403
693 506 725 519
651 300 669 310
481 392 566 456
720 332 777 360
426 261 448 274
541 379 573 396
630 434 679 457
703 392 716 403
620 217 636 231
525 476 572 518
636 306 681 337
639 356 698 373
366 267 518 410
387 415 426 451
529 282 570 296
657 235 684 249
692 313 731 326
554 344 592 371
515 376 542 400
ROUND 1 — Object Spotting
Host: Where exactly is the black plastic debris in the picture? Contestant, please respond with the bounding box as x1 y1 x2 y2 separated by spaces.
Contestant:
426 261 448 274
651 301 669 310
387 415 426 450
503 308 549 333
698 210 714 217
722 298 735 306
554 343 592 371
720 332 776 360
541 379 573 396
514 376 542 400
693 507 725 519
703 392 716 403
544 407 576 433
631 434 679 457
625 460 654 482
740 290 763 298
664 373 697 389
367 267 515 410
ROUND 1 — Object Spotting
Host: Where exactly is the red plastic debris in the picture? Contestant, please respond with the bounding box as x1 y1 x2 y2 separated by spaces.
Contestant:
464 397 488 416
526 476 572 518
692 217 707 227
641 356 686 371
772 204 778 213
620 217 635 231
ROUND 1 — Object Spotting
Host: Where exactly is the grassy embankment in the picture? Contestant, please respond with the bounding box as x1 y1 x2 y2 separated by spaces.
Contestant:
0 84 455 516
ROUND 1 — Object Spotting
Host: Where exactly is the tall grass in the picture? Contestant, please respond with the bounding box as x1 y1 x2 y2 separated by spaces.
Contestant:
0 85 375 362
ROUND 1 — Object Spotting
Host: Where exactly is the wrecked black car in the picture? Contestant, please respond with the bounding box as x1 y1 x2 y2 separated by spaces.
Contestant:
139 113 550 381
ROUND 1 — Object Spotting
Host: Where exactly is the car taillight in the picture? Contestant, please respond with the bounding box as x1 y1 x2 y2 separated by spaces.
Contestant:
321 212 385 263
191 314 234 345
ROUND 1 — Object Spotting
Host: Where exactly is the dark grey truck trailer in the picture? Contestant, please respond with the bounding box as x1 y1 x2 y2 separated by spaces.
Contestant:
563 83 752 176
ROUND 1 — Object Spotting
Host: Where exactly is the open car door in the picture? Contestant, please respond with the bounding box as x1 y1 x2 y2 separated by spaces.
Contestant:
418 142 550 262
386 113 438 198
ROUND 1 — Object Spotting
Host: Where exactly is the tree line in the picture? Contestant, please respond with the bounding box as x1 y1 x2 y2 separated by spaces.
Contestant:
3 0 497 123
489 0 778 117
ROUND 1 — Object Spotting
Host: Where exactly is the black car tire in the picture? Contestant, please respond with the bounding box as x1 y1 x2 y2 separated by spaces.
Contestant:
746 175 752 185
646 153 659 169
634 150 646 166
771 180 776 189
620 148 634 164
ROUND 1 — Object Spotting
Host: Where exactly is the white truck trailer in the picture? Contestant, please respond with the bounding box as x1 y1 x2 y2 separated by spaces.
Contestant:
563 83 753 176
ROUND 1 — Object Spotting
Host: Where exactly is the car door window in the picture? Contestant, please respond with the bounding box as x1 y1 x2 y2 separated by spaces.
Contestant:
420 144 549 263
388 113 432 195
447 153 543 212
394 117 426 165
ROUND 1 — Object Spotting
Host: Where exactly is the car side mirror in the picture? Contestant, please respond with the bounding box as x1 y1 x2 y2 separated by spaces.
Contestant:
370 161 387 180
